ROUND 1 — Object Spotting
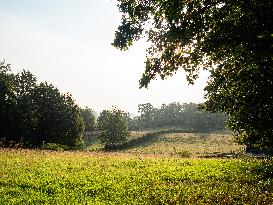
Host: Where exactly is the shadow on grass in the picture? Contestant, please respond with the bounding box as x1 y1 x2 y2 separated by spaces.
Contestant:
104 129 206 151
241 159 273 182
104 131 167 151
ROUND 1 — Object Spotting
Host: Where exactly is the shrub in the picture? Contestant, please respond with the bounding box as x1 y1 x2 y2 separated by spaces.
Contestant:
176 150 192 158
97 107 128 148
40 143 69 151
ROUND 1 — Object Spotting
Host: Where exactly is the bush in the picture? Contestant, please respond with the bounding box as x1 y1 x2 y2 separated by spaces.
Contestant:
40 143 69 151
176 150 192 158
97 107 128 148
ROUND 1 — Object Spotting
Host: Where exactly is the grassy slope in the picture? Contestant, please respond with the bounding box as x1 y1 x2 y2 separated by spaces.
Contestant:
1 149 273 204
87 131 242 157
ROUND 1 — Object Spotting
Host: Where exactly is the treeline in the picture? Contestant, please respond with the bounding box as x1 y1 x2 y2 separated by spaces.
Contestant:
1 61 226 149
0 61 95 148
94 103 227 150
127 103 227 132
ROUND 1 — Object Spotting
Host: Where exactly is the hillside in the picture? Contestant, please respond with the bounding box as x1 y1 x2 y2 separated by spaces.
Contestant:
86 131 242 158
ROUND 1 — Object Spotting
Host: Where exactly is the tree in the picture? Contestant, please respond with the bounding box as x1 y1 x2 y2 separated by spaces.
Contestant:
0 61 18 144
14 70 38 144
27 82 84 147
97 107 128 148
138 103 156 128
130 102 226 132
80 107 96 132
0 61 84 148
113 1 273 148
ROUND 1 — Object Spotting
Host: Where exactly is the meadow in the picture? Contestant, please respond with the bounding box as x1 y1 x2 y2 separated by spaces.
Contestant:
86 131 242 157
1 145 273 204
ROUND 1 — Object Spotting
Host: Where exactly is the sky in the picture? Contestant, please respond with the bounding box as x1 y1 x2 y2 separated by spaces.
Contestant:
0 0 209 114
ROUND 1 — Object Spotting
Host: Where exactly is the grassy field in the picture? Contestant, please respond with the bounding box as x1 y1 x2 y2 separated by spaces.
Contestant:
87 131 242 157
1 148 273 204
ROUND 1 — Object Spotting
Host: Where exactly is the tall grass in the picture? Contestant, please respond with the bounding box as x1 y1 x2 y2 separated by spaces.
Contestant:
1 149 273 204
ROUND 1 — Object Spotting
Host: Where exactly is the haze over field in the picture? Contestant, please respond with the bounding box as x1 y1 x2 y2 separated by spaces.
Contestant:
0 0 208 114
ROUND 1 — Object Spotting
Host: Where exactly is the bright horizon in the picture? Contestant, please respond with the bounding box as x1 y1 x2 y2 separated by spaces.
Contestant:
0 0 209 115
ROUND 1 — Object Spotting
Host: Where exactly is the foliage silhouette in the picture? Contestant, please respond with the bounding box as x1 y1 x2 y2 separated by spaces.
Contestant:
0 61 84 148
113 0 273 148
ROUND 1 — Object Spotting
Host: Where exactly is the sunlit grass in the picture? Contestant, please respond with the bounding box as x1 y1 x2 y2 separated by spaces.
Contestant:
87 131 242 157
1 149 273 204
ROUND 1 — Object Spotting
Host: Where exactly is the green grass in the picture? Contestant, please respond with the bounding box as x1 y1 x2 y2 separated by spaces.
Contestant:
1 149 273 204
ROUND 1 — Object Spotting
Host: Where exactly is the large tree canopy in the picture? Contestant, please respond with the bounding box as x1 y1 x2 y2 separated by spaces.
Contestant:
0 62 18 140
113 0 273 148
0 61 84 148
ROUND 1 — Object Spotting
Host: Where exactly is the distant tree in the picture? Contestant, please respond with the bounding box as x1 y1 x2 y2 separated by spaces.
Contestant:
129 102 226 132
181 103 224 132
125 112 143 131
138 103 156 128
80 107 96 132
97 107 128 148
113 1 273 148
159 102 183 126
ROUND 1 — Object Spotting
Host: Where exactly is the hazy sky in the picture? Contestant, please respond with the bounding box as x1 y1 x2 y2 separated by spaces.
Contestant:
0 0 209 114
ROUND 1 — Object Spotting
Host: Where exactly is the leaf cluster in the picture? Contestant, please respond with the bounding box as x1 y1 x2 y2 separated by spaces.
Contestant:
114 0 273 87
